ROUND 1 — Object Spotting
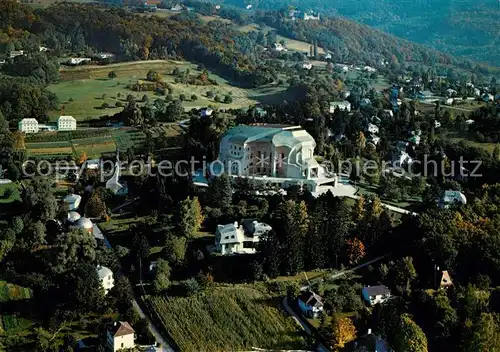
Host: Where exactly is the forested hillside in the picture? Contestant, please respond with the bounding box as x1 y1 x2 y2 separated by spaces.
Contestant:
223 0 500 66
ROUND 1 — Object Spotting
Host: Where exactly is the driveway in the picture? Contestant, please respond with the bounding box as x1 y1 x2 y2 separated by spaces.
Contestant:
132 299 175 352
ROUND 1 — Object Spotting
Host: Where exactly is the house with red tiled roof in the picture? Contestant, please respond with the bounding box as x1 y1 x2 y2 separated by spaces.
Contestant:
107 321 135 351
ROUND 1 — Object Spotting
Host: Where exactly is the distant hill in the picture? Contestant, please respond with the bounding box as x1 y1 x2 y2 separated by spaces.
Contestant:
223 0 500 66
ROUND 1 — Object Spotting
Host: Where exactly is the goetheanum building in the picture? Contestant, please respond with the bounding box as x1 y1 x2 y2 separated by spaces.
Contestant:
210 124 337 192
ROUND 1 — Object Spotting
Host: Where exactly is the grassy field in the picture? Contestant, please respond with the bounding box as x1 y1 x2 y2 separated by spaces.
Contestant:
49 60 260 120
0 183 21 204
0 281 33 333
147 286 307 352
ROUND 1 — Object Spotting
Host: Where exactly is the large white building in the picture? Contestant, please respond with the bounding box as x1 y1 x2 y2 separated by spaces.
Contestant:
107 321 135 352
97 265 114 294
57 116 77 131
330 101 351 113
18 118 39 133
215 219 272 255
211 125 337 192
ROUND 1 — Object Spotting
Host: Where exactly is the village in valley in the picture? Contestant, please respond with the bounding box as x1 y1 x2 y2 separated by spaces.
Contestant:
0 0 500 351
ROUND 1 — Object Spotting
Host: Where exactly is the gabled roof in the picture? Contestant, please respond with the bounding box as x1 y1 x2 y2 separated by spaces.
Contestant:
97 265 112 279
299 290 323 308
108 321 134 337
363 285 390 296
440 270 453 288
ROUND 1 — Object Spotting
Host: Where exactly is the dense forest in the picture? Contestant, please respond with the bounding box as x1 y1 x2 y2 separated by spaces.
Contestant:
221 0 500 66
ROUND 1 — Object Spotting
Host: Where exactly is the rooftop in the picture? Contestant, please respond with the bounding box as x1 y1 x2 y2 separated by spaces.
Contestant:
363 285 390 296
108 321 134 337
299 290 323 308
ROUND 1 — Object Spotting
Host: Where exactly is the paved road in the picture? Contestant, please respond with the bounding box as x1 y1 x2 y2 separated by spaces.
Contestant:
132 299 175 352
282 297 329 352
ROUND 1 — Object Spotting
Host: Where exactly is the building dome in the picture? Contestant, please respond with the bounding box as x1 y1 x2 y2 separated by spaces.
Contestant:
74 217 93 230
67 211 81 223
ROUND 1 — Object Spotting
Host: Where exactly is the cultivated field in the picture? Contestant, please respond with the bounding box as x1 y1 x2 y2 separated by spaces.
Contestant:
0 281 33 333
147 286 307 352
49 60 259 120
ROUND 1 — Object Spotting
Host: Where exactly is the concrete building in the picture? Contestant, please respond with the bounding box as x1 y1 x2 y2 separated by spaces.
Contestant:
18 118 39 133
57 116 77 131
211 124 337 192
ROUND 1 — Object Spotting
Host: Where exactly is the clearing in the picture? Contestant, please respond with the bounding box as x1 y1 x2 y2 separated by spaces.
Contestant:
49 60 261 120
146 285 308 352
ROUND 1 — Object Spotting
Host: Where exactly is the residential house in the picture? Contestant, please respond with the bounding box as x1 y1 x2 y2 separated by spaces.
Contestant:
303 11 320 20
273 42 286 52
465 119 475 125
302 62 313 70
364 66 377 73
64 193 82 211
362 285 391 306
435 120 442 128
246 4 253 9
360 98 372 107
482 93 494 102
97 265 114 294
85 159 101 170
170 3 183 11
330 101 351 113
367 123 379 134
438 190 467 209
95 52 115 60
215 219 272 255
9 50 24 59
324 53 332 60
439 270 453 289
353 329 393 352
474 88 481 96
445 98 454 106
200 107 214 117
446 88 457 97
39 46 49 52
18 118 39 133
107 321 135 352
67 58 91 65
57 116 77 131
211 124 337 192
368 135 380 146
298 290 324 318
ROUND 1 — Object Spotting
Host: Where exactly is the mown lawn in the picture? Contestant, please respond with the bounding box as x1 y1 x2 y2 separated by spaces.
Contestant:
147 286 308 352
0 183 21 204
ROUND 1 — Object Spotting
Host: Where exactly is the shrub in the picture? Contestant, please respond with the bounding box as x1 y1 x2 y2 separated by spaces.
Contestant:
179 94 186 101
101 102 109 109
180 278 201 296
224 95 233 104
166 94 173 101
191 94 198 101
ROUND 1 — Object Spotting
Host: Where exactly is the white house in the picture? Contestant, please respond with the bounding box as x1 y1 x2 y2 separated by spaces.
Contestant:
211 124 337 192
97 265 114 294
364 66 377 73
95 52 115 60
362 285 391 306
9 50 24 59
474 88 481 96
446 88 457 97
107 321 135 352
466 119 475 125
330 101 351 113
18 118 39 133
64 193 82 211
302 62 313 70
303 11 320 20
170 3 183 11
367 123 379 134
215 219 272 255
57 116 77 131
68 58 91 65
273 43 286 52
445 98 454 106
439 190 467 209
435 120 442 128
200 107 214 117
298 290 324 318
